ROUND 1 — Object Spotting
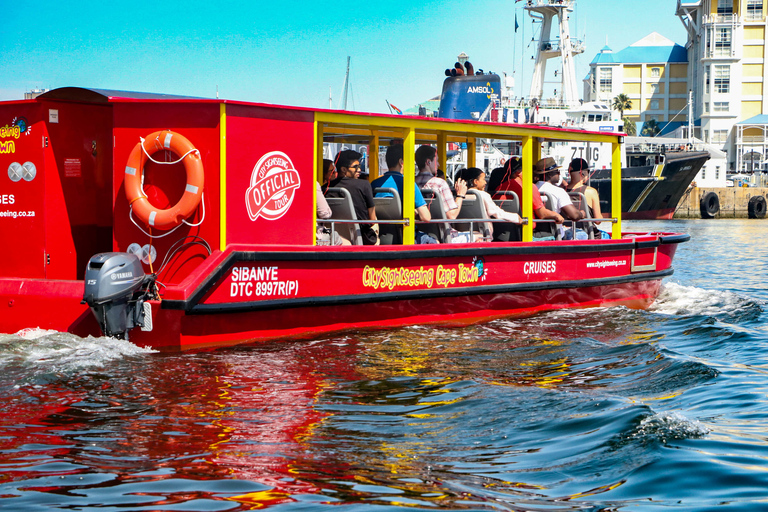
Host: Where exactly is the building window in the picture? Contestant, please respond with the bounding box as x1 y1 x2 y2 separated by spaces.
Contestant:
714 101 729 112
714 65 730 94
715 27 732 56
713 129 728 143
705 102 710 113
648 115 661 122
650 99 660 110
705 66 710 94
599 68 612 93
747 0 763 20
650 67 661 78
717 0 733 15
649 83 660 94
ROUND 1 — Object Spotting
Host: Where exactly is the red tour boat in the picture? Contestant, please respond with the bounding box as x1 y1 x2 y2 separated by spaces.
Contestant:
0 87 687 351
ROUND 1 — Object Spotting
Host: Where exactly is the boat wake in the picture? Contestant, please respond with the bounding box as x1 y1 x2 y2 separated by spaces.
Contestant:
0 328 156 375
628 411 710 444
652 282 764 322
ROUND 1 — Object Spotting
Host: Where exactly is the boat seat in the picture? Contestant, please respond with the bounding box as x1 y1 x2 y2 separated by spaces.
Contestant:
568 191 595 239
536 191 562 241
324 187 363 245
454 189 492 241
419 188 451 243
492 190 521 242
373 187 403 245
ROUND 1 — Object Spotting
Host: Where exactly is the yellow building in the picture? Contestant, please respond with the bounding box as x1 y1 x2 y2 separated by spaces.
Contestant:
584 33 689 135
677 0 768 171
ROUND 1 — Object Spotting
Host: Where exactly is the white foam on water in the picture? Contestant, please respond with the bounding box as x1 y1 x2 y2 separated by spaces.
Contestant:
652 282 754 317
633 411 710 442
0 329 156 373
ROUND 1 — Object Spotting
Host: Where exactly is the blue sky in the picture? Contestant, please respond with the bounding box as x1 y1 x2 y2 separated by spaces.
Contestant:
1 0 686 113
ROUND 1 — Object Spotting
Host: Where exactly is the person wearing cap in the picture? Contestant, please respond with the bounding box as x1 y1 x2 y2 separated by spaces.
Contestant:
415 144 467 220
566 158 610 239
325 149 379 245
492 158 564 230
534 157 583 238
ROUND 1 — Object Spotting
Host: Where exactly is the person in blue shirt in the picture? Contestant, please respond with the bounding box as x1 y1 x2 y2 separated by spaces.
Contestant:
371 144 436 244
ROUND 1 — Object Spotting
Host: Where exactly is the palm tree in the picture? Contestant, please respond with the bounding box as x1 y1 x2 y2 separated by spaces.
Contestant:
641 119 661 137
623 118 637 136
612 93 632 119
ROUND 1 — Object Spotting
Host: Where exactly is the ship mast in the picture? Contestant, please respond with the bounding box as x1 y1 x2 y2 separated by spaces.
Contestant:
526 0 584 107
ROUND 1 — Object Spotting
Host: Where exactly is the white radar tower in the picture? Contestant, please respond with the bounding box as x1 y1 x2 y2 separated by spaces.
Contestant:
526 0 584 107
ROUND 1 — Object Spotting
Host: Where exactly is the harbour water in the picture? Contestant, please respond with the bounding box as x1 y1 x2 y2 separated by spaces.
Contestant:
1 219 766 511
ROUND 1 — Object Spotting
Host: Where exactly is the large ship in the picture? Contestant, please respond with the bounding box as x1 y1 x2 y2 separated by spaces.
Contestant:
435 0 708 220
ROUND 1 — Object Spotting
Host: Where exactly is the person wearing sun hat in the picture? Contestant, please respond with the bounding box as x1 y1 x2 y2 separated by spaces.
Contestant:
534 157 583 238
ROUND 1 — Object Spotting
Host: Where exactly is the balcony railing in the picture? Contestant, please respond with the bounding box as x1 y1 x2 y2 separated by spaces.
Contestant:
524 0 575 7
704 13 737 24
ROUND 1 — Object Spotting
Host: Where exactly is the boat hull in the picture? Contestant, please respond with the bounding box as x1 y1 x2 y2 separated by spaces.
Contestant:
1 236 684 352
592 151 709 220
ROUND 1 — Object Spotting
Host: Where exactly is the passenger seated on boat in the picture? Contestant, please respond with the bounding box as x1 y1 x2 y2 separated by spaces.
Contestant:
325 150 378 245
491 158 563 233
534 157 583 239
372 144 436 245
565 158 610 240
415 144 468 220
456 167 521 239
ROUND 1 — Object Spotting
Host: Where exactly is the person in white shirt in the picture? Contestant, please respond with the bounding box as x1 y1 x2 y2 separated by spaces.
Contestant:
455 167 521 238
534 157 583 238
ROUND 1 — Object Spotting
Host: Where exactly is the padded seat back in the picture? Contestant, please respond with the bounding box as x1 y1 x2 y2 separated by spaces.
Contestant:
455 189 491 240
324 187 363 245
419 188 451 243
373 187 403 245
492 190 521 242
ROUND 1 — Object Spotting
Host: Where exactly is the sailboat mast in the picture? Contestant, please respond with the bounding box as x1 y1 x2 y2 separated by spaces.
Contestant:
342 56 350 111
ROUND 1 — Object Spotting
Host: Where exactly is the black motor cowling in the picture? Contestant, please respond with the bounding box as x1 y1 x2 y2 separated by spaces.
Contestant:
83 252 154 340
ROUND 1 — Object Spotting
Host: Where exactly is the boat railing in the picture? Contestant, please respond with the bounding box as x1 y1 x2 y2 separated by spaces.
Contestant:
320 216 616 245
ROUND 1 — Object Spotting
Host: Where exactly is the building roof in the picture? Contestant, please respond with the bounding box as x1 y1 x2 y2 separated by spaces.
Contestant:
590 32 687 65
737 114 768 125
591 46 616 64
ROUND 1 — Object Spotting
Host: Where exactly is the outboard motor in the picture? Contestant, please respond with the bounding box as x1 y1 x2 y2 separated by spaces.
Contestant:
83 252 155 340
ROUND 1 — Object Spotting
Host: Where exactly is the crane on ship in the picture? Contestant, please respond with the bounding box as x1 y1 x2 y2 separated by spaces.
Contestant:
525 0 585 108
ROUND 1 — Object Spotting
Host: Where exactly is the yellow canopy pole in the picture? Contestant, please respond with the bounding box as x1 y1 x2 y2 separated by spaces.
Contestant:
522 136 533 242
369 133 379 182
219 103 227 251
436 131 447 176
611 141 623 239
467 138 476 168
313 120 323 246
403 127 416 245
533 137 541 164
315 121 324 184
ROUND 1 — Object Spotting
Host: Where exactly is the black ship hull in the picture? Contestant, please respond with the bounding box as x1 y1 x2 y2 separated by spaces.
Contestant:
591 151 709 220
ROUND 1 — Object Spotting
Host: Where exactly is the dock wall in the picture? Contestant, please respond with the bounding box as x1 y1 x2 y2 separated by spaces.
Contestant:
674 187 768 219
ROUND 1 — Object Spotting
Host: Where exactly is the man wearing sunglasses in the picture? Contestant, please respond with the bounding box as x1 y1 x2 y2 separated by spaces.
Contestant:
327 149 379 245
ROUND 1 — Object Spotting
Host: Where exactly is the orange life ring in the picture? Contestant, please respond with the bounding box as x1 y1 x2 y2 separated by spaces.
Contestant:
124 130 204 230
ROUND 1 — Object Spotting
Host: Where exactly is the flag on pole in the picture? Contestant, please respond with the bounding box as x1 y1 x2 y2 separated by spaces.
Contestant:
386 100 403 115
515 13 519 32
